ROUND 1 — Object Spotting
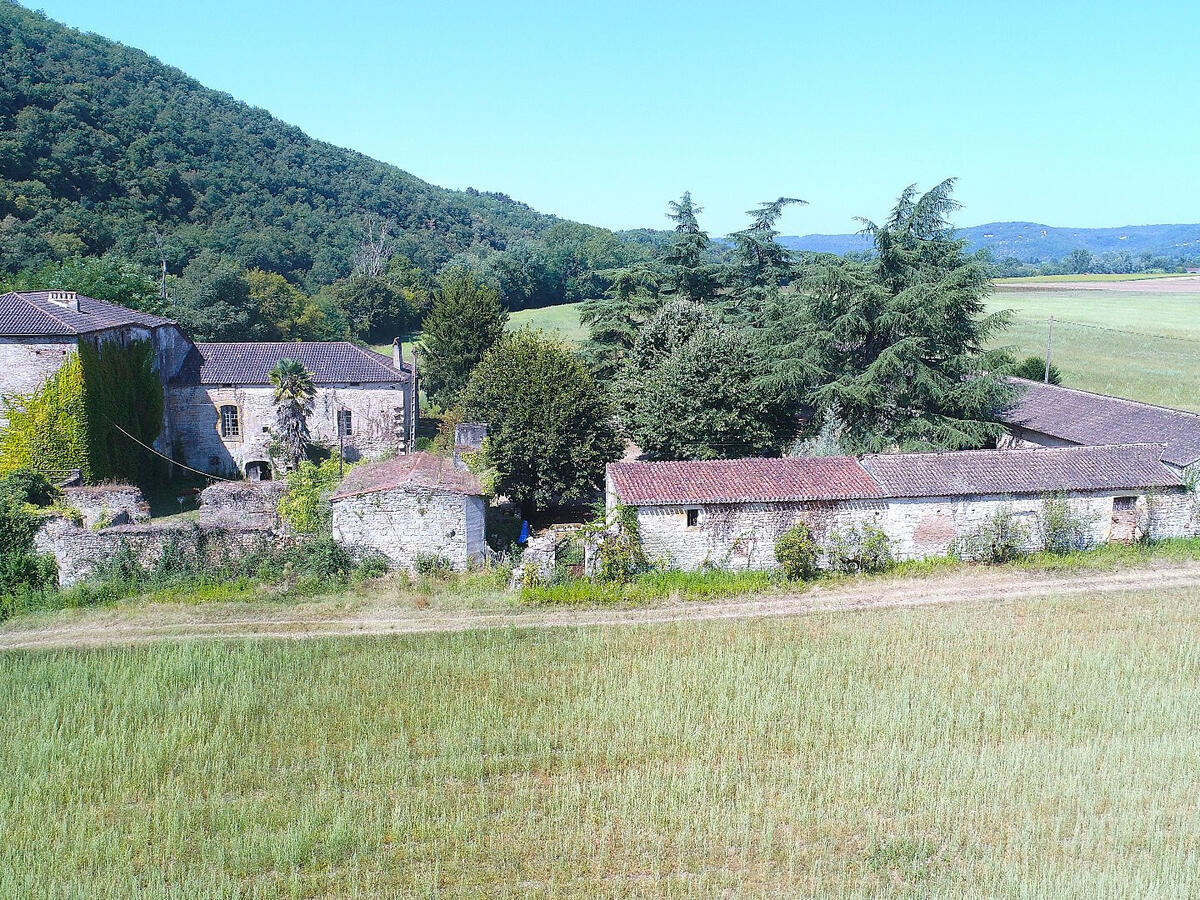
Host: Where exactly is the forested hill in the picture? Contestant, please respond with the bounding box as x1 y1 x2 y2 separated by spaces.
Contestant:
781 222 1200 262
0 2 574 285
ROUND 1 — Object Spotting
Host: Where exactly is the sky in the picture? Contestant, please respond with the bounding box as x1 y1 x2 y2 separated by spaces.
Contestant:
31 0 1200 237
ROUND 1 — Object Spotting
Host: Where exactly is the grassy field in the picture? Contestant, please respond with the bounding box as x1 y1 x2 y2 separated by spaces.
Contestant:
507 301 589 342
987 288 1200 409
3 587 1200 897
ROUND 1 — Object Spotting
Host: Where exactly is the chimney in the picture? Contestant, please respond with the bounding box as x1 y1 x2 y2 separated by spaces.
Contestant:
46 290 79 312
392 337 402 370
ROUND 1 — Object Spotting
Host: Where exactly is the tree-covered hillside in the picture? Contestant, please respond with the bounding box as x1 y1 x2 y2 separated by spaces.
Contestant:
0 1 575 286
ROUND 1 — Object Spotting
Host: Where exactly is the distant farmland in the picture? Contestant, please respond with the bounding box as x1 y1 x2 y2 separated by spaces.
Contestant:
510 279 1200 411
990 279 1200 410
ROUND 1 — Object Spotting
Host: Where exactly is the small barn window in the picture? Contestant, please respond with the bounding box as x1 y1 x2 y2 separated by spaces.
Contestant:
337 409 353 436
219 405 240 438
686 508 700 528
1113 496 1137 511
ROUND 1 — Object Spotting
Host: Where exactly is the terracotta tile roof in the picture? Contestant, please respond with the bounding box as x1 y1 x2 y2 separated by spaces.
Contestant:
998 378 1200 468
0 291 175 336
174 342 410 385
861 444 1181 498
606 457 884 505
330 452 483 500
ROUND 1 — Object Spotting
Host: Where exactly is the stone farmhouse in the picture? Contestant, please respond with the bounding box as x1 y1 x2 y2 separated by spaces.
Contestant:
0 290 417 478
607 444 1198 571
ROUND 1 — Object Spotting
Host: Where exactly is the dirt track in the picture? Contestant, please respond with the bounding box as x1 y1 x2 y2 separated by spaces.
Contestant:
2 562 1197 652
994 276 1200 293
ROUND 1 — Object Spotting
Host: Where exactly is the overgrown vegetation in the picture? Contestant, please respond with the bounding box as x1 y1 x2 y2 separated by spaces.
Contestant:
0 471 58 606
774 523 820 580
0 340 164 485
276 457 345 534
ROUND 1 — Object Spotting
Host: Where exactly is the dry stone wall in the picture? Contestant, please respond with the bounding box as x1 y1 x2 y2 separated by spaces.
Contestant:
59 485 150 528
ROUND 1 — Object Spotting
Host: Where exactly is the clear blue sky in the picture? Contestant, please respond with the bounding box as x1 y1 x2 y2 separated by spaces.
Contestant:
33 0 1200 236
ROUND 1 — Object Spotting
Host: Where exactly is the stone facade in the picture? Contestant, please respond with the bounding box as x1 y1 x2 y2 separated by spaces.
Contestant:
617 489 1199 572
331 486 487 572
170 382 409 477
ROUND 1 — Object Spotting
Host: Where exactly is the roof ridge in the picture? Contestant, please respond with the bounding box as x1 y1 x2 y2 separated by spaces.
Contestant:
16 292 77 332
1010 376 1200 421
862 442 1169 462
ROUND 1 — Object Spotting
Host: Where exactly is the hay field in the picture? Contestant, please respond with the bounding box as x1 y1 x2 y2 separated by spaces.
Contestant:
4 587 1200 897
988 285 1200 409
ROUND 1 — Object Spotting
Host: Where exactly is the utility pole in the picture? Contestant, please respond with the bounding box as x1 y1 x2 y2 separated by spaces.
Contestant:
1044 316 1054 383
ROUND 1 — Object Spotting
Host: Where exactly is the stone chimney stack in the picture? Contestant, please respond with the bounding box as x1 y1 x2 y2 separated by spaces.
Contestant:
392 337 402 370
47 290 79 312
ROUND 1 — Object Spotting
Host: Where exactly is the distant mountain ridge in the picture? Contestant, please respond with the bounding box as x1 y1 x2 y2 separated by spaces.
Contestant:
780 222 1200 261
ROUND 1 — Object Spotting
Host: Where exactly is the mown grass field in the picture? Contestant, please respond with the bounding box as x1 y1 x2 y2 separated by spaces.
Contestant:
507 301 589 342
989 288 1200 409
4 587 1200 897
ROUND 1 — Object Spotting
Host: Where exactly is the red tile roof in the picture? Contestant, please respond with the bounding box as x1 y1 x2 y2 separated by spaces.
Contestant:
0 291 175 336
175 342 410 385
998 378 1200 468
330 452 483 500
609 445 1183 507
607 457 884 505
861 443 1180 497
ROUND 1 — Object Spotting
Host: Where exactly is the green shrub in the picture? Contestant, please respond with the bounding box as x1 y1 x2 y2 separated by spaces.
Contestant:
827 523 895 574
0 470 57 506
278 457 345 533
775 523 820 581
412 437 434 452
955 509 1029 563
353 553 391 581
1038 495 1095 555
591 505 648 584
295 537 354 581
414 552 453 577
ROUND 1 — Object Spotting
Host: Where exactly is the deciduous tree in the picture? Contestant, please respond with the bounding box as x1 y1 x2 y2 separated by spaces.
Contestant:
460 330 623 516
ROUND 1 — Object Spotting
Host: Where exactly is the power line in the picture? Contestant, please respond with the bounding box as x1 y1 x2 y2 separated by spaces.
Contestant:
1047 318 1200 347
108 421 237 482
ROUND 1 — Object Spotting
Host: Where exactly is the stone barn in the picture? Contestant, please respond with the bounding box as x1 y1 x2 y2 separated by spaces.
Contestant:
607 444 1196 571
330 453 487 572
998 378 1200 477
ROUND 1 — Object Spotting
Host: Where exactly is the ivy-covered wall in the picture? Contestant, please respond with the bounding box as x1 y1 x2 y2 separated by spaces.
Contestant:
0 338 165 485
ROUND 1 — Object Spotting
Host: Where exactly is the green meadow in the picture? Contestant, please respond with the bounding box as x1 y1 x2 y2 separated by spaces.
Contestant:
990 288 1200 409
3 587 1200 897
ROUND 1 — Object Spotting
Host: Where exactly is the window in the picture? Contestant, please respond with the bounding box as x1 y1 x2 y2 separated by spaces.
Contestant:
1113 496 1137 511
686 508 700 528
337 409 353 437
219 405 240 439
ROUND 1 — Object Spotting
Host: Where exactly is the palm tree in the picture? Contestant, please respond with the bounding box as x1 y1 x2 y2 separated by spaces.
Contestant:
268 358 315 470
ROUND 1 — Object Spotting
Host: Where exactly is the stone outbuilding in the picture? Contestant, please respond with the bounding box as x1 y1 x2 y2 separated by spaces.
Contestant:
607 444 1198 571
998 378 1200 476
330 452 487 572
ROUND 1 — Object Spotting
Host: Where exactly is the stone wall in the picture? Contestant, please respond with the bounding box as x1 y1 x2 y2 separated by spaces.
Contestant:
34 517 278 587
331 487 486 571
59 484 150 528
621 487 1198 572
198 480 287 531
633 499 887 571
169 382 410 477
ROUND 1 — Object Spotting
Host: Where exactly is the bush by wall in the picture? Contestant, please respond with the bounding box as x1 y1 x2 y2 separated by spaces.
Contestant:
955 508 1029 563
277 457 345 533
827 523 895 574
775 523 820 581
